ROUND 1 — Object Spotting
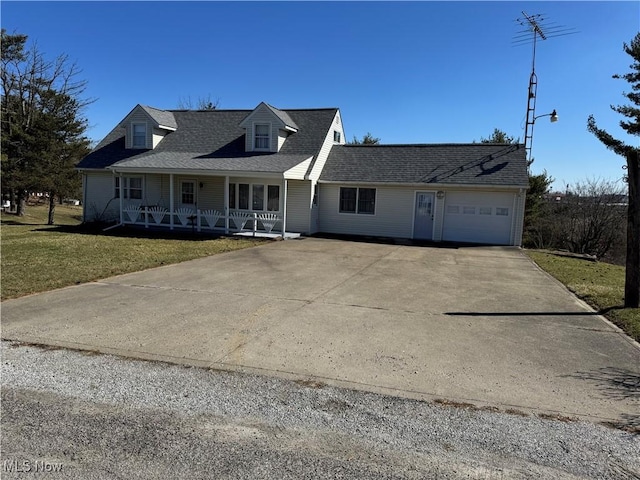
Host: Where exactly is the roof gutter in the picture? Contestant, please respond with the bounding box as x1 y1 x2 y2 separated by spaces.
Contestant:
317 180 529 189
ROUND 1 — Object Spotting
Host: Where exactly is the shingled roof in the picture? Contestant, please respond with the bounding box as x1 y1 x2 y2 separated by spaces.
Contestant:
320 143 528 187
78 108 337 173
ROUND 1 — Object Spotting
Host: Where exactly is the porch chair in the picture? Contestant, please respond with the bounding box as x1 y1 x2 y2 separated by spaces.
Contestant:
147 206 167 224
123 204 142 223
175 207 195 226
230 211 252 231
201 210 222 230
257 213 279 234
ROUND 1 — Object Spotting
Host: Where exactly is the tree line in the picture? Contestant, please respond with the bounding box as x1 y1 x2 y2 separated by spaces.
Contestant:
1 29 92 224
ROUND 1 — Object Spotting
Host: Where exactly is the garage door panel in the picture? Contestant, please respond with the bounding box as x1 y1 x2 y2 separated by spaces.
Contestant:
443 192 514 245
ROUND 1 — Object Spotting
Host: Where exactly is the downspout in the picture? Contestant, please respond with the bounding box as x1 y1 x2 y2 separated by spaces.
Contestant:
282 179 288 238
119 172 124 225
169 173 174 230
224 175 229 234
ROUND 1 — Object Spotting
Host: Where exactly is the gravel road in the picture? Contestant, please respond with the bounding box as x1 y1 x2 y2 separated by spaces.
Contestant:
1 340 638 479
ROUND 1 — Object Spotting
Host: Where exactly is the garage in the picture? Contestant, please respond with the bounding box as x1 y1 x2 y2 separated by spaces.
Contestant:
442 191 515 245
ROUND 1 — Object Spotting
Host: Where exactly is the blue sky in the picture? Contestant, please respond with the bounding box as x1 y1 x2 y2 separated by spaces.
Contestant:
2 1 638 191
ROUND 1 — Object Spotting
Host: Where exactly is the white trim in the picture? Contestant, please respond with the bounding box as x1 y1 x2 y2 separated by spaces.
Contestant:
132 122 147 149
157 124 177 131
253 122 271 151
337 186 377 216
318 180 527 189
169 174 174 230
179 179 197 207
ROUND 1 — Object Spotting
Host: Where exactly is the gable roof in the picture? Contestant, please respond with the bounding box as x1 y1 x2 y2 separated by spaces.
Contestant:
320 143 528 187
78 107 337 173
263 103 299 130
140 105 177 130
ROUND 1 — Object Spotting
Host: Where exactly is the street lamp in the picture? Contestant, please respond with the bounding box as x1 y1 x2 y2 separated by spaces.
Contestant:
525 109 558 164
536 109 558 123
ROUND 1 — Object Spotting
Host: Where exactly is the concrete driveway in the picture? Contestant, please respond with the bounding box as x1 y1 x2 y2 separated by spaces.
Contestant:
2 238 639 427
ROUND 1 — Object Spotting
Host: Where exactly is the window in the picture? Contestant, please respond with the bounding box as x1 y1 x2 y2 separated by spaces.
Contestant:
339 187 357 213
238 184 249 210
252 184 264 210
181 181 195 205
496 207 509 216
463 206 476 215
358 188 376 215
479 207 492 215
229 183 280 211
254 124 270 150
268 185 280 211
339 187 376 215
333 131 341 142
115 177 143 200
132 123 146 148
446 205 460 214
228 183 236 209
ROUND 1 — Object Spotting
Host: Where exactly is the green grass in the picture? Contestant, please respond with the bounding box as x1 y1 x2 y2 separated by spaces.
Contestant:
526 250 640 342
1 205 266 300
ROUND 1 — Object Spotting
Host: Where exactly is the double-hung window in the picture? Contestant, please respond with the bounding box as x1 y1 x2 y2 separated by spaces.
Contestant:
181 181 195 205
132 123 147 148
339 187 376 215
115 177 143 200
254 124 270 150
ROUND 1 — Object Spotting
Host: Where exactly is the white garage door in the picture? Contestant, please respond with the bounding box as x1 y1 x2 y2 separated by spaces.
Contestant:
442 191 514 245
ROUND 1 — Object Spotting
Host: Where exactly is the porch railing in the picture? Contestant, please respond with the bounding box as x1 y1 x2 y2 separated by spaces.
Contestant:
121 205 283 235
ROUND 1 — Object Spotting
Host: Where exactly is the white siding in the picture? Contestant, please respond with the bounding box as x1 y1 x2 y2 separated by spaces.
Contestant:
124 110 151 149
284 157 313 180
286 180 311 233
83 172 119 222
242 104 284 153
318 184 414 238
310 181 320 234
308 111 344 181
152 128 168 148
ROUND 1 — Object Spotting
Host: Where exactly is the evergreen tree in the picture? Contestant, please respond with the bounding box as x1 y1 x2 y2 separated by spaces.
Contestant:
587 33 640 307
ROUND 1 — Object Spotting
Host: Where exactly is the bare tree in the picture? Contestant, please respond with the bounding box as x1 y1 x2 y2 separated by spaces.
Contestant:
177 94 219 110
560 178 627 259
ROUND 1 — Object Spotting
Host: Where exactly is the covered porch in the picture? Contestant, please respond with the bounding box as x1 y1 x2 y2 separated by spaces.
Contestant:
111 170 306 238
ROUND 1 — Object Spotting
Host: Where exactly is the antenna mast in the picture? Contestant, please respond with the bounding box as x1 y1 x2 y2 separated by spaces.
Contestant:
514 11 576 164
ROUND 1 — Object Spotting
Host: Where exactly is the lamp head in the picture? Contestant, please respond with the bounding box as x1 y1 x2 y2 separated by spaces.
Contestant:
550 109 558 123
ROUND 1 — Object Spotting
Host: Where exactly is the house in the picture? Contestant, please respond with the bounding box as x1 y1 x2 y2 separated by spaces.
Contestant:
77 102 528 246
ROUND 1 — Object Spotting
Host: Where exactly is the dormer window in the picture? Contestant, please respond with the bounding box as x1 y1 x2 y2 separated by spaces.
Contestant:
132 123 147 148
254 124 270 150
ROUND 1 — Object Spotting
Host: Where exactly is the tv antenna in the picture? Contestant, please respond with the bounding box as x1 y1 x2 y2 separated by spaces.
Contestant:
514 12 577 164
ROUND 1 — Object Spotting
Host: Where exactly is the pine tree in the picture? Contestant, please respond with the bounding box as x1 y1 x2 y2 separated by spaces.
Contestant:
587 33 640 307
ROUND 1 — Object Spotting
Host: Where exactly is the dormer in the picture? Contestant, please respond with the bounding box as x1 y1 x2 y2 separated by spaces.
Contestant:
239 102 298 153
120 104 177 150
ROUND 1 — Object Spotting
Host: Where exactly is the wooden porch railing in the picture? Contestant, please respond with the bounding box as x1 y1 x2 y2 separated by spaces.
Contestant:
121 205 283 235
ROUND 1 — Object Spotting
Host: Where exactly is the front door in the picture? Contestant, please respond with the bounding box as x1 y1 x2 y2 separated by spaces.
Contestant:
180 180 197 209
413 191 434 240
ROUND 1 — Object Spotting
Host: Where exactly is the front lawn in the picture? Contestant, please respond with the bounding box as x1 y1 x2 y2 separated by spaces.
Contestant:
1 205 266 300
526 250 640 342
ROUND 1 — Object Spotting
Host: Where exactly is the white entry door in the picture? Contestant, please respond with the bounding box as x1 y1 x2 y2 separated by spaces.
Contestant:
413 192 434 240
180 180 197 209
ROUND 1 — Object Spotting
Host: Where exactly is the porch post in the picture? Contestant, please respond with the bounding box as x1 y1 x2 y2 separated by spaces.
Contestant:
224 176 229 234
118 172 123 224
169 173 174 230
282 179 288 238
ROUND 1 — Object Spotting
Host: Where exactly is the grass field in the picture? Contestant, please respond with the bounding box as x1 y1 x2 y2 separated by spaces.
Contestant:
1 205 266 300
526 250 640 342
